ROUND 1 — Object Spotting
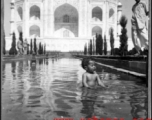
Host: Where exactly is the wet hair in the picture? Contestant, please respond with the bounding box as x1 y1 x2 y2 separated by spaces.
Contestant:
81 58 91 69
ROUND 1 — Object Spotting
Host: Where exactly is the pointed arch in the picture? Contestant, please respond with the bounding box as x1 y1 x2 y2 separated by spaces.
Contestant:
92 7 103 21
92 26 102 36
17 26 22 33
29 25 40 37
109 8 115 22
30 5 40 20
54 3 79 37
17 7 23 21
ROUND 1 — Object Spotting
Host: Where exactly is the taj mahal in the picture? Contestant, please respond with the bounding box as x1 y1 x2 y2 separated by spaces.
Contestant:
9 0 124 52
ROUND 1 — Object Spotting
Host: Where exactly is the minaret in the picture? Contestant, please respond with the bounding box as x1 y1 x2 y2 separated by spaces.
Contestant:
117 1 122 36
10 0 15 36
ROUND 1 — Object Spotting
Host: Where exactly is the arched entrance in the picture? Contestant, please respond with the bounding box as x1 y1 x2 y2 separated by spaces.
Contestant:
30 5 40 20
54 4 79 37
109 8 115 23
17 26 22 34
29 25 40 38
92 26 102 36
17 7 23 21
92 7 103 22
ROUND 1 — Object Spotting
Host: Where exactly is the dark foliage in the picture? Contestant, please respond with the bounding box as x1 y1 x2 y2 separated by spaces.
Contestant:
110 28 114 55
30 39 33 54
9 32 18 55
89 39 93 55
113 48 120 55
119 15 128 56
34 38 37 54
98 34 103 55
84 43 87 55
19 32 23 53
127 47 138 55
95 33 99 55
104 35 107 55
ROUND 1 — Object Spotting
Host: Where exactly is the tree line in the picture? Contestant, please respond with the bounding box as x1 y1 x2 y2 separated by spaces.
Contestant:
84 15 145 56
8 32 46 55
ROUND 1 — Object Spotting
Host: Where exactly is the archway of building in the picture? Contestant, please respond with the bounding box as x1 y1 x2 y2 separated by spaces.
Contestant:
17 7 23 21
109 8 115 23
92 7 103 22
54 3 79 37
92 26 102 37
17 26 22 35
29 25 40 38
30 5 40 20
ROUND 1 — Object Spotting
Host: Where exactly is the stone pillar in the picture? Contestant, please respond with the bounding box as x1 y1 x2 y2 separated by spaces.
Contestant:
117 1 122 36
103 0 107 37
41 2 43 38
24 1 29 38
105 0 109 37
44 0 48 37
10 0 15 36
47 0 54 37
87 1 92 38
78 0 82 37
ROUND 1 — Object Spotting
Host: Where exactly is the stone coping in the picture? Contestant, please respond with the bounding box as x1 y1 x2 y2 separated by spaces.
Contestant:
74 55 147 78
75 55 147 61
2 55 57 62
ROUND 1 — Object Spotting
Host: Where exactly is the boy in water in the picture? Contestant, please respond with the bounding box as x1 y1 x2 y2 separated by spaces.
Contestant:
81 58 108 89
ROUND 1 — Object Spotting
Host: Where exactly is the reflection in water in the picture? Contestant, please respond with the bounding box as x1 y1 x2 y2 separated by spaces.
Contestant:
81 88 97 118
130 90 148 119
39 59 43 65
2 58 148 120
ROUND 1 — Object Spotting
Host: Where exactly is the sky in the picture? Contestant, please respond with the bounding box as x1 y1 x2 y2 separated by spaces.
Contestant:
4 0 148 37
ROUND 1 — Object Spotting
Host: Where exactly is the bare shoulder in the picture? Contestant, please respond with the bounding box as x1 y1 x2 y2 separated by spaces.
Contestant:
94 73 99 78
82 72 87 77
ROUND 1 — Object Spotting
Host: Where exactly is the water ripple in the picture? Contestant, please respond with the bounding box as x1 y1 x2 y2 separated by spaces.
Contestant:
2 58 148 120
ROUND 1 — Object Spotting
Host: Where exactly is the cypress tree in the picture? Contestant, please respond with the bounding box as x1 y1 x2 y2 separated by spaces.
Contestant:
38 42 41 54
104 34 107 55
9 32 17 55
119 15 128 56
30 39 33 54
84 43 87 55
98 34 103 55
110 28 114 55
95 33 99 55
44 44 46 54
89 39 93 55
41 44 44 55
92 38 94 55
85 43 88 55
27 40 30 55
88 42 90 55
19 32 23 53
34 38 37 54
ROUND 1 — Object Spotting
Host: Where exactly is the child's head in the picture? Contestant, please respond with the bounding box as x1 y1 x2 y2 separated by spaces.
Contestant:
135 0 140 3
81 58 96 73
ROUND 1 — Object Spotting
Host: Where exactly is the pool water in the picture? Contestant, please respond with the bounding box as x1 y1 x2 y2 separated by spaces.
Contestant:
2 58 148 120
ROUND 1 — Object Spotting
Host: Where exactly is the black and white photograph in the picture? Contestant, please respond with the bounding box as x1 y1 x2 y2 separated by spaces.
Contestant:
1 0 151 120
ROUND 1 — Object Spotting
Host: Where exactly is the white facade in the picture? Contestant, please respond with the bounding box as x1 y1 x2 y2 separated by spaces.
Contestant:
9 0 122 52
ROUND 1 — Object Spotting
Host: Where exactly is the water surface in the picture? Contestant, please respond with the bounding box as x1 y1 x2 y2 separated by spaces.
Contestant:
2 58 148 120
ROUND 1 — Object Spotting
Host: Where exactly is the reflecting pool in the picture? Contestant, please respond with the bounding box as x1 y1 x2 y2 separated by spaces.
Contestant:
2 58 148 120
